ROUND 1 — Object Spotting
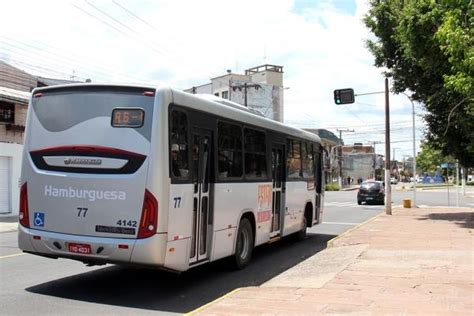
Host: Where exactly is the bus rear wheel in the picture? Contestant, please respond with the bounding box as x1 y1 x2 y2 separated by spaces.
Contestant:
233 218 254 269
294 215 307 241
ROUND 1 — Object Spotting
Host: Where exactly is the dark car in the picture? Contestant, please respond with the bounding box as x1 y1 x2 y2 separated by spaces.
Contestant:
357 181 385 205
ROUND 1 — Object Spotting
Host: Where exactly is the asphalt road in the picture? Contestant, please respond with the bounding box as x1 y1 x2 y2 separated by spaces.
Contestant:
0 188 472 315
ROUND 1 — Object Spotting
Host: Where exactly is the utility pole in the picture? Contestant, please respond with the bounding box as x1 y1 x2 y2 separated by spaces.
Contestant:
336 128 354 188
392 147 400 181
244 83 248 107
230 82 261 107
369 141 382 180
384 78 392 215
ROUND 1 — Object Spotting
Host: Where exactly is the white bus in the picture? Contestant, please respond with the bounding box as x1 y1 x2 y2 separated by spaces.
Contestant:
18 84 324 271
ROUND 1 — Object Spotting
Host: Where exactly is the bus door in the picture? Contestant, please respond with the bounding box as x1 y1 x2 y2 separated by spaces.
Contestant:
190 128 213 264
314 149 323 223
271 144 285 237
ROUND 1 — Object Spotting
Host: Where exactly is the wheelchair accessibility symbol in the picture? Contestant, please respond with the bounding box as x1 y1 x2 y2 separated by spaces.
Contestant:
33 212 45 227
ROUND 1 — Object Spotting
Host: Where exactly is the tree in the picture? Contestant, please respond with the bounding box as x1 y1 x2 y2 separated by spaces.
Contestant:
416 142 452 174
364 0 474 167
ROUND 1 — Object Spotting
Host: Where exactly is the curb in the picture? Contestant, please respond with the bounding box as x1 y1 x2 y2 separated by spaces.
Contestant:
326 212 385 248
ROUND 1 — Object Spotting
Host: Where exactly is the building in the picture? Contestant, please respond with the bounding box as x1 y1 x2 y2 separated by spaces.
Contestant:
186 64 285 122
0 61 79 214
341 143 384 183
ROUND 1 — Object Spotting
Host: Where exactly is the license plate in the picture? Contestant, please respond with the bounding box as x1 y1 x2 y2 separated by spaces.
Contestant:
68 243 92 254
366 197 373 200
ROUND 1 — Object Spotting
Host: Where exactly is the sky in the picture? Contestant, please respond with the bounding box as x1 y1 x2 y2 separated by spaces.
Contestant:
0 0 425 160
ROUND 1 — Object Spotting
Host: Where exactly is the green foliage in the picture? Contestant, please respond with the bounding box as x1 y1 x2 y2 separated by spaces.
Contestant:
364 0 474 167
416 142 453 173
325 183 340 191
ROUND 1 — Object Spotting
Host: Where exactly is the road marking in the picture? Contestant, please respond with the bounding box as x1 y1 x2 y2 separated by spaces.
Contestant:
0 253 25 259
325 202 356 207
325 202 383 208
185 288 241 315
323 221 359 226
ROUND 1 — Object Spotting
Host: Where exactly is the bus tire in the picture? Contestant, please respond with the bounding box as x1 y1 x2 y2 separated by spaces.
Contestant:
294 215 307 241
233 218 254 269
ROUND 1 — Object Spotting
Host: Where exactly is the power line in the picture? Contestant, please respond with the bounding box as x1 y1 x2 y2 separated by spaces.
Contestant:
0 36 153 84
112 0 156 30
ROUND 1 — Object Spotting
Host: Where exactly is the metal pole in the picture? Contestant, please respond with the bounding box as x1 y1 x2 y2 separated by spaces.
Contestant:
411 97 417 207
461 167 466 196
446 170 450 206
339 131 343 188
456 161 459 207
244 82 248 107
373 143 376 179
384 78 392 215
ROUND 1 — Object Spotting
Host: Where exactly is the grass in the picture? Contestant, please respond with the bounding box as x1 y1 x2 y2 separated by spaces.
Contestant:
325 183 340 191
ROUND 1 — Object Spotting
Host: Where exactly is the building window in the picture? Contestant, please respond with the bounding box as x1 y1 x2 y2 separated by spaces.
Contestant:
222 91 229 99
0 102 14 124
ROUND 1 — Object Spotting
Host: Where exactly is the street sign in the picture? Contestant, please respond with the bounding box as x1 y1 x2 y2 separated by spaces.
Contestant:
334 88 355 104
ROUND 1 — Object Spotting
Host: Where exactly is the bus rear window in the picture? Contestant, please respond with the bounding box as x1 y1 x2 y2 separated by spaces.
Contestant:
32 89 154 141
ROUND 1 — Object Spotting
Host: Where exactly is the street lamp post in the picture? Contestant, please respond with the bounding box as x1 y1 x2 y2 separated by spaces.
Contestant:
402 92 417 207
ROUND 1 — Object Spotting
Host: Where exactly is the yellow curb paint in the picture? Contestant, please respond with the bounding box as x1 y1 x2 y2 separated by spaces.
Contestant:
0 253 25 259
185 288 241 315
327 212 385 248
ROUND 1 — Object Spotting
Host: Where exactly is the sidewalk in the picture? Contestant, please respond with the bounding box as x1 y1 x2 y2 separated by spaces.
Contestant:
192 207 474 315
0 214 19 233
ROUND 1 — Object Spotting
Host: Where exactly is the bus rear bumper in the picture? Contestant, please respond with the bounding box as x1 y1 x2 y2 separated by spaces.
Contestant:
18 225 167 267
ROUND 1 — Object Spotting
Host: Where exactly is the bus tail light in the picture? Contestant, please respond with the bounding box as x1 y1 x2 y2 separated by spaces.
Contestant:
137 189 158 239
19 183 30 228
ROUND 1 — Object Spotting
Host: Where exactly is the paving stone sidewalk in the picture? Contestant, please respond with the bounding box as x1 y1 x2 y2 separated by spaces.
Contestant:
194 207 473 315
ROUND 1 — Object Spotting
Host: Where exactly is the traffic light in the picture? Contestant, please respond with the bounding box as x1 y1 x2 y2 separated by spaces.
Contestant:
334 88 355 104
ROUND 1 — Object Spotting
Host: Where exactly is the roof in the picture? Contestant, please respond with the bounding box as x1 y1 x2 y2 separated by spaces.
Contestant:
0 87 30 104
36 76 82 86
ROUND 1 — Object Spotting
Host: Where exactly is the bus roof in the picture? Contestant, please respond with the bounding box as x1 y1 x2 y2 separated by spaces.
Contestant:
32 83 321 144
170 88 321 144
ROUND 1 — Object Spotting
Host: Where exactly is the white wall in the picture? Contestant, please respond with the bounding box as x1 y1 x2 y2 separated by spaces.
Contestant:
0 142 23 214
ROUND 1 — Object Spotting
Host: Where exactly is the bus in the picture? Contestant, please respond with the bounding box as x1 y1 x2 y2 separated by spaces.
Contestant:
18 84 325 272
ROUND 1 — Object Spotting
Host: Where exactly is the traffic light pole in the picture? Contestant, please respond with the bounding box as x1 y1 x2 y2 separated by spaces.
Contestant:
334 83 392 215
384 78 392 215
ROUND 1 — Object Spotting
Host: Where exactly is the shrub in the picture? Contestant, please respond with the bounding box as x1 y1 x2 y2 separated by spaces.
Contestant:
325 183 340 191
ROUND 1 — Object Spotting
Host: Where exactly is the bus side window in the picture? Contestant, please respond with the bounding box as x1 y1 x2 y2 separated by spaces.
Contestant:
302 143 314 179
218 122 243 179
244 128 267 179
170 110 189 178
287 139 302 179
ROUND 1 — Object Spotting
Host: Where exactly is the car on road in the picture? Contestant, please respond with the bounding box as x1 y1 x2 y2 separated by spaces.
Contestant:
357 180 385 205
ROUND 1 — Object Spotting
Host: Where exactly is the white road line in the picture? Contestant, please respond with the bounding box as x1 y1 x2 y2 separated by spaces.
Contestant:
322 221 359 225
